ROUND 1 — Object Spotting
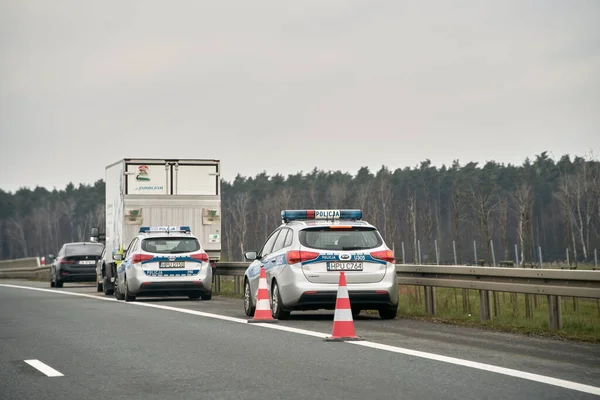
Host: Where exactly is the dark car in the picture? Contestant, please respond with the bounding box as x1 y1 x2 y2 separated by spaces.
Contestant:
50 242 105 288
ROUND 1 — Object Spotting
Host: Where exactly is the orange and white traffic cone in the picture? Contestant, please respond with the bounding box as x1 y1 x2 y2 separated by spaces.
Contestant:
324 271 363 341
248 266 279 324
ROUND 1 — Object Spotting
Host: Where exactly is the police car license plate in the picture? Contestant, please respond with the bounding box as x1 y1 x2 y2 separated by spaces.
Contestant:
327 262 363 271
160 261 186 268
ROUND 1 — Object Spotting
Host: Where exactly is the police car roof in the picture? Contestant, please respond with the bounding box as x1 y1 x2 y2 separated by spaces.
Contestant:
286 219 373 228
139 231 195 238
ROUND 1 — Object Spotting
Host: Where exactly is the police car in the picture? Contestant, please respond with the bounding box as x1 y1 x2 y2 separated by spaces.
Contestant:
114 226 212 302
243 209 399 320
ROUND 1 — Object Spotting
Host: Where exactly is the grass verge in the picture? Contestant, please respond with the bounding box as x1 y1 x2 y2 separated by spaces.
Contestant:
398 285 600 342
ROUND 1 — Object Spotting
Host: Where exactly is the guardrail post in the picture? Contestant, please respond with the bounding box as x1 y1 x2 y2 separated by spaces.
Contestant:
215 275 221 293
479 290 491 321
547 295 562 330
401 242 406 264
234 276 241 295
424 286 436 315
453 241 457 265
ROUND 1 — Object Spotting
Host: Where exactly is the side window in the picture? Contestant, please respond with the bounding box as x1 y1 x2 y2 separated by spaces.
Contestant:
271 228 289 253
125 238 138 258
260 230 281 258
283 229 293 248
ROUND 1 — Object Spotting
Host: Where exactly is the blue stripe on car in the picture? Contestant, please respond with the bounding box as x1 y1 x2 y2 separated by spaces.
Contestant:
144 269 200 277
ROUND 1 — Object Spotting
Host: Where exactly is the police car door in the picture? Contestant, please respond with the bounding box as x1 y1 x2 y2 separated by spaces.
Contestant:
264 228 289 279
118 237 138 290
249 229 281 297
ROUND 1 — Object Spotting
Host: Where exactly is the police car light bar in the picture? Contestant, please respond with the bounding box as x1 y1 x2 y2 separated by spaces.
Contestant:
281 209 362 222
139 226 192 233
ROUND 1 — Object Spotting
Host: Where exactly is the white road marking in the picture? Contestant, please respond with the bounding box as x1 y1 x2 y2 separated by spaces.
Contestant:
350 341 600 396
2 282 600 396
24 359 64 377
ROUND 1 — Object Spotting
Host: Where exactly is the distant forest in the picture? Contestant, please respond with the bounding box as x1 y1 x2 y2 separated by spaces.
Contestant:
1 152 599 266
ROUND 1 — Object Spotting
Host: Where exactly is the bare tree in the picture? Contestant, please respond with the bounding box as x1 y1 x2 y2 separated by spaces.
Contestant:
406 189 418 263
8 217 28 258
498 198 510 260
422 187 436 263
470 185 499 266
231 192 250 259
514 183 533 265
328 183 347 209
451 180 468 264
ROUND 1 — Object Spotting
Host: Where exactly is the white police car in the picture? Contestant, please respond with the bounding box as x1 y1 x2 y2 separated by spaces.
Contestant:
243 210 399 320
114 226 212 302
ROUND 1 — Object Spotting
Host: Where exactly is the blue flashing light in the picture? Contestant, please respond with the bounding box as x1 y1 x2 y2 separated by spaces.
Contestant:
281 209 362 222
139 225 191 233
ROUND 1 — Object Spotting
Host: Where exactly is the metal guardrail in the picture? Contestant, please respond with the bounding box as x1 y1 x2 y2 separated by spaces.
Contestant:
211 262 600 330
0 257 40 270
2 259 598 330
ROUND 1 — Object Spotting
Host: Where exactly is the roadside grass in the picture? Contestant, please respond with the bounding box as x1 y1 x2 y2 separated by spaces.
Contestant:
397 285 600 342
214 277 243 299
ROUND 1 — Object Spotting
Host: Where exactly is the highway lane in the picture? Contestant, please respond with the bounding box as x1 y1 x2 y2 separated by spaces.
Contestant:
0 281 599 399
14 279 599 388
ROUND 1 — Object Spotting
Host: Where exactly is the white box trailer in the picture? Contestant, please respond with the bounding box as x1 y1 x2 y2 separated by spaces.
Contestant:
92 158 221 295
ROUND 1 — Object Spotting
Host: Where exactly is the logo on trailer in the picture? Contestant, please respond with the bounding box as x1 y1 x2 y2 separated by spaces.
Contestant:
136 165 150 181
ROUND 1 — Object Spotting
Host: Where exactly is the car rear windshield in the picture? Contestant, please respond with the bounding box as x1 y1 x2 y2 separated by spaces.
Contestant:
65 244 104 256
141 237 201 254
298 227 383 251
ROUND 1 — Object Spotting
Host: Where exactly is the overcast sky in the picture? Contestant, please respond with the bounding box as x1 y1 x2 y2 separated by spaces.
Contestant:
1 0 598 193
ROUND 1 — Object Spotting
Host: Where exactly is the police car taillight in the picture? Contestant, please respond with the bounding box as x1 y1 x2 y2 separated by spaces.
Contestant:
190 252 209 262
370 250 395 264
286 250 319 264
132 254 154 264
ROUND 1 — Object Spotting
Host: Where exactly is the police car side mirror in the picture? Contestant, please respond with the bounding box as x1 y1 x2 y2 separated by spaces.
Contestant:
245 251 258 261
114 254 123 261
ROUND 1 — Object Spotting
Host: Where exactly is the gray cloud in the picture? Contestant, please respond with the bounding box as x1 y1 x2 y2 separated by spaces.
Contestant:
1 0 599 192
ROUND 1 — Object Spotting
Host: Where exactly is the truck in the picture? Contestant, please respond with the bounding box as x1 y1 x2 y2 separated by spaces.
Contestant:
91 158 221 296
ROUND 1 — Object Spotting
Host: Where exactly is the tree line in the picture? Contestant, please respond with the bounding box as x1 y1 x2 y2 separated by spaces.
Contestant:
1 152 599 266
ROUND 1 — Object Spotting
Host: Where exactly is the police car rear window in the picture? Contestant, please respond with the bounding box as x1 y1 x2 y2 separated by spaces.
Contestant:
298 227 382 251
142 237 201 254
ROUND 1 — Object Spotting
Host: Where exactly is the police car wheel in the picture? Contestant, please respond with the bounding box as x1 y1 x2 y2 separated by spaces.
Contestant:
102 277 114 296
378 306 398 320
124 277 135 302
114 276 125 301
244 280 255 317
271 281 290 320
201 291 212 301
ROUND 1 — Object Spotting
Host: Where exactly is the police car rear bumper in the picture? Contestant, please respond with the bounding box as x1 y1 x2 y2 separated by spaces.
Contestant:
277 266 399 311
126 266 212 296
296 290 395 310
132 281 209 297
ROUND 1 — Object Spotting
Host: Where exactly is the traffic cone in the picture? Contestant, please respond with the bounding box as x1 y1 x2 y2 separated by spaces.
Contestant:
247 266 279 324
324 271 363 341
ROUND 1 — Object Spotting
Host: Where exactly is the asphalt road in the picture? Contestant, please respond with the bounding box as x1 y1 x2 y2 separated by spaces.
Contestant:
1 279 599 400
